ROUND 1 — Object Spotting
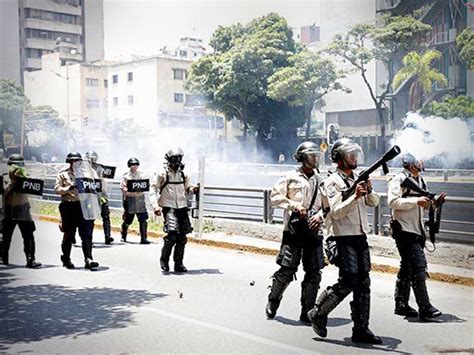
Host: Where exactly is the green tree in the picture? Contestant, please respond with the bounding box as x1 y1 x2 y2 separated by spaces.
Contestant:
186 13 299 141
326 15 431 151
393 50 447 111
0 79 30 154
421 95 474 119
456 27 474 70
268 50 349 138
23 105 66 151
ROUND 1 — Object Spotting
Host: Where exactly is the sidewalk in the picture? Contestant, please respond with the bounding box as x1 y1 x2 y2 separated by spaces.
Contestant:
39 215 474 287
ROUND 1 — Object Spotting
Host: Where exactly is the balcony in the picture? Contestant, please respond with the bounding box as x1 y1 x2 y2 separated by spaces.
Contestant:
23 0 82 16
429 29 457 47
24 18 82 35
26 58 42 70
25 38 83 53
376 0 401 12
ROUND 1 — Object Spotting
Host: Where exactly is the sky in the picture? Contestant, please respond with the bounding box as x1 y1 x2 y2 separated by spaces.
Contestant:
103 0 321 59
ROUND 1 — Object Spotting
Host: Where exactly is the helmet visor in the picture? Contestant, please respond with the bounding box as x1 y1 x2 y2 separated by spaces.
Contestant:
340 142 364 164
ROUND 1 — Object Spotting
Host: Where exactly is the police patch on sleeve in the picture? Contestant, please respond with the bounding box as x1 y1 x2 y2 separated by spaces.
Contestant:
327 185 337 198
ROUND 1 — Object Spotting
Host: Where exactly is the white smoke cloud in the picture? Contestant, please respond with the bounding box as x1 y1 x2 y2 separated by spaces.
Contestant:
391 112 473 168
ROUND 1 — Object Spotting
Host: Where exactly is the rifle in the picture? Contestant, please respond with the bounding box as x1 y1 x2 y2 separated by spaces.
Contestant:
341 145 401 201
400 177 445 246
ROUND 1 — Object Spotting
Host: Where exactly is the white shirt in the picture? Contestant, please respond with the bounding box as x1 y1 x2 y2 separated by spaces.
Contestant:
150 168 194 209
270 167 323 231
325 169 379 237
388 170 426 236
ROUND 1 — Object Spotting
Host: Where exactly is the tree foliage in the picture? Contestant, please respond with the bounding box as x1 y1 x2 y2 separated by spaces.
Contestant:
187 13 341 144
456 27 474 70
421 95 474 119
326 15 431 150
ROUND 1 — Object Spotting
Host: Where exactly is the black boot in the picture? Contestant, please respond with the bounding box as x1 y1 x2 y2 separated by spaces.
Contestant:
394 277 418 317
173 235 187 271
160 236 174 272
61 255 75 269
102 205 112 244
61 238 74 269
121 223 129 242
308 286 346 338
265 274 291 319
350 293 382 345
85 258 99 270
1 241 10 265
139 221 150 244
300 277 320 323
412 280 441 320
26 258 42 268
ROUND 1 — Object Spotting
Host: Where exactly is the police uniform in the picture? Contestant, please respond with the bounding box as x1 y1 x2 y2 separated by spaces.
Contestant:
55 166 96 267
120 170 149 243
150 167 194 271
388 169 441 319
266 167 325 322
309 168 381 342
92 163 113 244
1 173 39 266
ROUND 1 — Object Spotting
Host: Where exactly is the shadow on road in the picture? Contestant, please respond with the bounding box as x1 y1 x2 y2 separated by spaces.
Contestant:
313 335 408 354
405 313 466 324
0 271 167 351
273 315 310 327
163 268 223 276
327 317 352 327
0 264 57 270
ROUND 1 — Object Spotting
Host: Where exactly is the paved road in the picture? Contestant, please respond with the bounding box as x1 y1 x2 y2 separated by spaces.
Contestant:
1 221 473 354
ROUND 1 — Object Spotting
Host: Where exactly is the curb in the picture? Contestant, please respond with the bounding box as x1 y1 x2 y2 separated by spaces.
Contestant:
38 215 474 287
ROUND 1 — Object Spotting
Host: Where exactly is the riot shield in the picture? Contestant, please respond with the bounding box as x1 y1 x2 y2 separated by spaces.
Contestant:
74 161 101 220
10 176 44 221
126 177 149 214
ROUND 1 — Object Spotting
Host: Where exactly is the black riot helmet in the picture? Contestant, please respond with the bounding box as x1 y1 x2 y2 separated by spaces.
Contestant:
293 141 320 163
330 138 363 162
401 153 424 172
127 157 140 167
85 150 99 164
66 152 82 163
7 154 25 166
165 147 184 169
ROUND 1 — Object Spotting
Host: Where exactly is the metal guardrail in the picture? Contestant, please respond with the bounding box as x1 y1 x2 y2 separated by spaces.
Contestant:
39 178 474 244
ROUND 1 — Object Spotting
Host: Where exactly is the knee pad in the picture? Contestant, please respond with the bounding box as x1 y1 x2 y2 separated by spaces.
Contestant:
339 272 358 291
276 245 301 269
412 269 427 282
274 267 296 284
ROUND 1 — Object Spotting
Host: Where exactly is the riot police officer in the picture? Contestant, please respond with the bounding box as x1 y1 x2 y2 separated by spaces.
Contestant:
150 148 198 273
55 152 100 270
1 154 41 268
85 151 114 245
120 157 150 244
308 138 382 344
266 142 325 323
388 153 445 320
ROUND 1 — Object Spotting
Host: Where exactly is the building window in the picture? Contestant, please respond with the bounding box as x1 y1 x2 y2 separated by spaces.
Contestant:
128 72 133 82
173 68 186 80
86 99 99 108
113 97 118 107
174 93 184 103
25 8 79 24
25 28 80 44
112 74 118 84
104 79 108 88
128 95 134 105
179 50 188 57
86 78 99 87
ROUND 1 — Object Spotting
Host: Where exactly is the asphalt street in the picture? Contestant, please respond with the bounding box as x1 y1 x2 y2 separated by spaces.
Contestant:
1 221 473 354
